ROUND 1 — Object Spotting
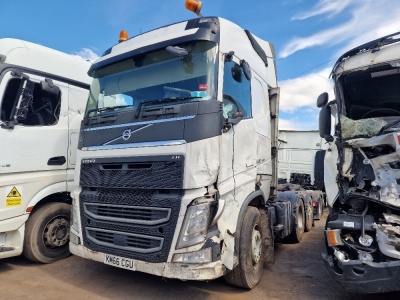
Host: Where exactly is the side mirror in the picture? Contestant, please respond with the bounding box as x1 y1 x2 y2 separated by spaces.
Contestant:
240 60 252 80
317 92 328 108
231 65 242 83
319 106 333 142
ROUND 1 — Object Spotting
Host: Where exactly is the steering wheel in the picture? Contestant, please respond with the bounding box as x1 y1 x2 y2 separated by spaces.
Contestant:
361 108 400 119
223 94 243 119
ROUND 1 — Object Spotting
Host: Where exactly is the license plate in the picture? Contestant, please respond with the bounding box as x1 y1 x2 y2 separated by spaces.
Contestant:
104 254 136 271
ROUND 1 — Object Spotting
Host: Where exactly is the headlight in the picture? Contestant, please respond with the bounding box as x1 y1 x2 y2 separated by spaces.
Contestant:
176 202 210 249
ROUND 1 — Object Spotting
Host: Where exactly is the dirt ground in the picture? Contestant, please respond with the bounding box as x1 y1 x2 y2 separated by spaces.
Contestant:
1 211 400 300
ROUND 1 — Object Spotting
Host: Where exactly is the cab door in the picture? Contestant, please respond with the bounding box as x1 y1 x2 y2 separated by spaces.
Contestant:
0 70 69 219
219 58 257 198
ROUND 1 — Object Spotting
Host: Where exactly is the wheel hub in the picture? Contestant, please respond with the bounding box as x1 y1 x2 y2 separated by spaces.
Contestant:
252 227 262 264
43 216 70 248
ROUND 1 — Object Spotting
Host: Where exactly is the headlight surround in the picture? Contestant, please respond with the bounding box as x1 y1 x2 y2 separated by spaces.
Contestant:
70 196 80 233
176 202 210 249
172 248 212 264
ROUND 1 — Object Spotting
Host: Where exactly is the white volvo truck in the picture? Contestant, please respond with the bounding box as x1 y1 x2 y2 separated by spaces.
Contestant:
70 3 310 289
318 32 400 293
0 38 91 263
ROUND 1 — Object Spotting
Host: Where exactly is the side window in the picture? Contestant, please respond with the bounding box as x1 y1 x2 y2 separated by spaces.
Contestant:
222 61 251 119
0 76 61 126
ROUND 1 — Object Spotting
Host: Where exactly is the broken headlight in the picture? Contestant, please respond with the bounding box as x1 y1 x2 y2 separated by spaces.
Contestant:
176 201 210 249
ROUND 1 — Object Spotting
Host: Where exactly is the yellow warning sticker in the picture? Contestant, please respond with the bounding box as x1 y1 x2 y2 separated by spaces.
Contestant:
6 186 22 207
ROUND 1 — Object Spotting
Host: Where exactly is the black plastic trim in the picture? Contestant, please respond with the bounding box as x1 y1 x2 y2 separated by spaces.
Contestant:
244 30 269 67
80 100 223 149
89 18 220 77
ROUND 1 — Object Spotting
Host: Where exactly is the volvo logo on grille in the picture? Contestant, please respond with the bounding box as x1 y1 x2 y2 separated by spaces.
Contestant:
122 129 132 140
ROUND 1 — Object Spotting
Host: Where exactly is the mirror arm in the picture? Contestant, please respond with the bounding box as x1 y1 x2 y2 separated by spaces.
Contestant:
324 135 334 142
223 116 243 132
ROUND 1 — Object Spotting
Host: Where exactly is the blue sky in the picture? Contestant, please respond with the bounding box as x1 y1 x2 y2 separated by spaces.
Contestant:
2 0 399 130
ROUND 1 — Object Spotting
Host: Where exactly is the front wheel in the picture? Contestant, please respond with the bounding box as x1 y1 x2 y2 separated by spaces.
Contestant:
224 207 267 289
23 202 71 263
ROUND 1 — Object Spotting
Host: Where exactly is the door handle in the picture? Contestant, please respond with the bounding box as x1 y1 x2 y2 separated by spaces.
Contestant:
48 156 66 166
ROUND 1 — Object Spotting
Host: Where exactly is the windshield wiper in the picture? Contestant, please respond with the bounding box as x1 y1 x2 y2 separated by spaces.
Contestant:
135 97 201 118
378 118 400 134
86 105 131 118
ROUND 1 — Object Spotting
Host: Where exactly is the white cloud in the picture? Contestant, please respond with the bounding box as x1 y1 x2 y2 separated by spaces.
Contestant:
279 67 334 113
280 0 400 58
292 0 351 20
71 48 99 62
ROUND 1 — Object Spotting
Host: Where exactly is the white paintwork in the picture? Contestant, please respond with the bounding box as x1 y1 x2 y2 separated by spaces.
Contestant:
278 130 328 184
323 141 340 207
0 38 91 260
334 39 400 77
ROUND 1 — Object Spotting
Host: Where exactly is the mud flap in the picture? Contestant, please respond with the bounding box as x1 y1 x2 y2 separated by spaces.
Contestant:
261 209 274 264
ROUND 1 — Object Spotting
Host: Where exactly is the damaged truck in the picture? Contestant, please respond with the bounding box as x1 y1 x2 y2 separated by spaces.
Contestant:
318 32 400 293
0 39 91 262
69 1 310 289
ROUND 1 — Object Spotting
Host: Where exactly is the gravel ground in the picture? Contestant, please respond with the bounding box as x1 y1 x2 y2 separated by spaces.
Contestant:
1 210 400 300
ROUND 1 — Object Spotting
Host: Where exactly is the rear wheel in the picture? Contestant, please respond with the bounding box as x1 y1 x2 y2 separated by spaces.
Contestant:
305 199 313 232
224 207 267 289
286 199 305 243
23 202 71 263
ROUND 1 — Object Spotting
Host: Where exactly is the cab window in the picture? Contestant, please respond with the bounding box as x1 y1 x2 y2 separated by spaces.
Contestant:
222 61 251 119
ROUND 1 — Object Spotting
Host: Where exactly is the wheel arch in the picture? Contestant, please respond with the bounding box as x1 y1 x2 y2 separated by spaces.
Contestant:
26 182 72 215
235 190 266 232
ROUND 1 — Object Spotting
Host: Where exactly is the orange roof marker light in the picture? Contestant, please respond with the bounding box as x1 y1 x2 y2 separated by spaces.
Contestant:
185 0 202 16
119 30 129 43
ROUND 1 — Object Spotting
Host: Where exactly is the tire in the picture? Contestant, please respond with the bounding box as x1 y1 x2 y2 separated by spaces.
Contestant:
224 207 267 289
314 196 324 220
305 199 313 232
286 198 305 243
318 201 324 219
23 202 71 263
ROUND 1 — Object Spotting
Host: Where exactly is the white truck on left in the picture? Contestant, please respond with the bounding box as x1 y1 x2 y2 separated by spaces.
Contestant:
0 38 91 263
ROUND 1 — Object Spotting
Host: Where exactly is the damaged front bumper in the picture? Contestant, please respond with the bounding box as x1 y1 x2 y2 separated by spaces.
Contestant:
70 242 227 280
322 252 400 293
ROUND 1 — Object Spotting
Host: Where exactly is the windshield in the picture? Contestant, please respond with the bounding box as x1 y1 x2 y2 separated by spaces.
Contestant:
85 41 218 117
342 65 400 121
338 64 400 138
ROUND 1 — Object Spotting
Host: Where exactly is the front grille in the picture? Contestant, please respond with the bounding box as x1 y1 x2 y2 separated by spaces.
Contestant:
80 188 182 263
83 203 171 225
86 227 163 253
80 156 184 189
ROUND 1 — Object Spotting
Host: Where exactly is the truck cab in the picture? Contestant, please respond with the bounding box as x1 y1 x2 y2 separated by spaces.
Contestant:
69 15 282 288
318 32 400 293
0 39 91 262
